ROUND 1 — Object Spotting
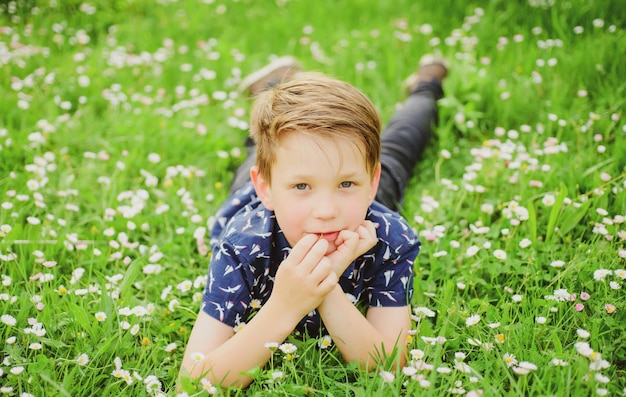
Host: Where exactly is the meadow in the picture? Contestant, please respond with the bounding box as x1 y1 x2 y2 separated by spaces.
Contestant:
0 0 625 395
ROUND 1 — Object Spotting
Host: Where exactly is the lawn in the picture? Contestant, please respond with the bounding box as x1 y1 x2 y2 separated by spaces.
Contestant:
0 0 625 395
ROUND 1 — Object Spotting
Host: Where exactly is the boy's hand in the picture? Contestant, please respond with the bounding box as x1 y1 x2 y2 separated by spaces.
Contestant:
326 220 378 277
270 234 337 321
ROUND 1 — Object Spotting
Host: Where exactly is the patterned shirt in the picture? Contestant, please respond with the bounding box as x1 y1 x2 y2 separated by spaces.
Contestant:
202 182 420 337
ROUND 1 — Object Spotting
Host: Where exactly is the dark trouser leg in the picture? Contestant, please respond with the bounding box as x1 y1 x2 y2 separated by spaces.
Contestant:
375 80 444 211
229 139 256 194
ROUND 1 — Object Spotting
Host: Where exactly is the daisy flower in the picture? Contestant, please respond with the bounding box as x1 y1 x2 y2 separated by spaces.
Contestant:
1 314 16 326
493 249 507 260
279 343 297 354
503 353 517 367
466 314 481 327
379 370 395 383
318 335 332 349
76 353 89 366
190 352 205 363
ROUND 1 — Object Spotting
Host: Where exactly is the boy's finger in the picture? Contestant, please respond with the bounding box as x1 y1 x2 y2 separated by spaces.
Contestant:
360 220 377 238
335 229 358 247
354 221 378 254
285 234 319 266
297 237 328 272
309 256 332 284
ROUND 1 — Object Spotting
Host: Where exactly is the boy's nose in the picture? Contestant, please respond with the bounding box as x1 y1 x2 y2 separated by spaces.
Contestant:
312 194 338 219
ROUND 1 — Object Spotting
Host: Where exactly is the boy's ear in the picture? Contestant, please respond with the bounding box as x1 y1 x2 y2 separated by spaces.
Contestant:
250 166 274 211
369 162 382 203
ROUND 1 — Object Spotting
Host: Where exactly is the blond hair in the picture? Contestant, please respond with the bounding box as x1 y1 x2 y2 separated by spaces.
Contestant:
249 72 381 182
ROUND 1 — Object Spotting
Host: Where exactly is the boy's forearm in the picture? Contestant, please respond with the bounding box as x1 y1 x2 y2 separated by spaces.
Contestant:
181 301 299 388
317 286 409 369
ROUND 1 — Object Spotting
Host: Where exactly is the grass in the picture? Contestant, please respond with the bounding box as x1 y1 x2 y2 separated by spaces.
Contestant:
1 0 625 395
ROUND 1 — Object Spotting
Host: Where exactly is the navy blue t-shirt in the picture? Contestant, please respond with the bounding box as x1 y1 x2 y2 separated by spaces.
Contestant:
202 182 420 337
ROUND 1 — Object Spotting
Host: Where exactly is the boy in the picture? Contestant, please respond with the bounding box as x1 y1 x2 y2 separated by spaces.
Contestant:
180 55 448 388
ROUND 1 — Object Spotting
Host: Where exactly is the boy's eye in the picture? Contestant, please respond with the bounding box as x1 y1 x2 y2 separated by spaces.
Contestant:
339 181 354 188
295 183 308 190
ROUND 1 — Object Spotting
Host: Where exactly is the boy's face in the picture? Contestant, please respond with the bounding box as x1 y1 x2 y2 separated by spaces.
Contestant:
251 132 380 255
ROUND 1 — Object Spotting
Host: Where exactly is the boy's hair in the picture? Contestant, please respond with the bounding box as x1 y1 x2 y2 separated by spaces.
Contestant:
249 72 382 182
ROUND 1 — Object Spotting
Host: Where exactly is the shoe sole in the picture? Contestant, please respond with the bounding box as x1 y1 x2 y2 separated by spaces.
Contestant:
237 56 302 94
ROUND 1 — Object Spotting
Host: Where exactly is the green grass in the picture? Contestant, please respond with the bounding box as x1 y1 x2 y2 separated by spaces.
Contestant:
1 0 625 395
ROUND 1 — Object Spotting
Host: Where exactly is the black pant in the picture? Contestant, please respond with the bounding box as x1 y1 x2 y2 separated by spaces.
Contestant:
230 80 443 212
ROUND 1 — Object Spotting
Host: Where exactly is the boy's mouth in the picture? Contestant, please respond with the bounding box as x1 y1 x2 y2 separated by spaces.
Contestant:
318 231 339 241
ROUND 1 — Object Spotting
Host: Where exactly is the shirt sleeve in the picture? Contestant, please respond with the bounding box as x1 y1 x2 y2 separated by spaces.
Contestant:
368 237 419 307
201 238 252 328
